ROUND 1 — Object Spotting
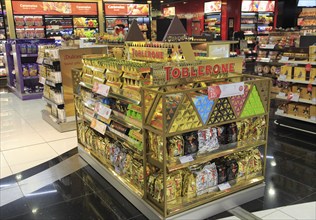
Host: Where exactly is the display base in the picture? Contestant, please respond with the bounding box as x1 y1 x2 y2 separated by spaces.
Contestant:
8 85 43 100
78 146 265 220
42 110 76 132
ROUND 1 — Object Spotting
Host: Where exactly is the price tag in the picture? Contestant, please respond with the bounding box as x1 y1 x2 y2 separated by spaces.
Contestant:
218 182 231 191
287 93 300 102
37 57 44 64
278 92 286 97
276 109 284 115
312 98 316 104
39 76 46 85
279 74 287 81
208 82 244 100
94 102 112 119
92 83 110 97
280 56 289 62
179 155 194 164
311 116 316 121
90 118 106 135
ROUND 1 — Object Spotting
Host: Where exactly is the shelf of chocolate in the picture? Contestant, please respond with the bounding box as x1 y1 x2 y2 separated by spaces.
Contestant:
276 94 316 105
277 77 316 85
143 74 271 217
275 111 316 124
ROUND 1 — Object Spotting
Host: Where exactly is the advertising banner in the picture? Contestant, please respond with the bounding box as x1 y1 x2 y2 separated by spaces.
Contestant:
241 1 275 12
12 1 97 15
204 1 222 13
104 4 149 16
163 7 175 17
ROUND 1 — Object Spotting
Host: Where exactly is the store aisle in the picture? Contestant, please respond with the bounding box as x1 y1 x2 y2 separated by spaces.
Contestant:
0 92 77 179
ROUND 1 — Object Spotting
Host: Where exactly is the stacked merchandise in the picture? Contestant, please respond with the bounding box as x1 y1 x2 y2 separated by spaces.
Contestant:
4 39 54 100
37 44 66 123
255 30 302 97
275 45 316 125
74 39 270 218
297 8 316 35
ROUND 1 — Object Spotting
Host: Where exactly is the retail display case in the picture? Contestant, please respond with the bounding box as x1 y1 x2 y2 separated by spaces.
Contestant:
4 38 54 100
204 1 222 39
274 45 316 133
73 41 271 219
297 8 316 35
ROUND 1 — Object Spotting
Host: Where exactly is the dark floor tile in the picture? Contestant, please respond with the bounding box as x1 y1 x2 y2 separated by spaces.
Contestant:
128 214 148 220
240 198 264 213
75 165 113 193
206 211 233 220
8 193 120 220
96 187 143 219
262 173 316 209
291 192 316 205
0 175 18 190
0 197 30 219
58 148 78 161
24 172 94 210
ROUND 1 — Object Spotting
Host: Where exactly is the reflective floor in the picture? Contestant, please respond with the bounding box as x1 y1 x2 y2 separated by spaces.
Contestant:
1 91 316 219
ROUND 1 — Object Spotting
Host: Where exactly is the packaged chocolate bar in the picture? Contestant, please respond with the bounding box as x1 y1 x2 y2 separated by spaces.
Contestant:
182 171 196 198
198 127 220 154
154 174 164 203
226 159 239 181
148 132 163 162
216 160 227 184
227 123 238 143
147 174 157 197
204 162 218 192
166 175 177 202
167 136 184 163
183 132 199 155
172 171 183 198
110 121 130 135
216 125 228 145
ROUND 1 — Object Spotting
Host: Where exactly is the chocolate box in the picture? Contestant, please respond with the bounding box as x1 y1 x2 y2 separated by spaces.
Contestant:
287 103 299 116
294 67 306 81
281 65 293 80
297 104 310 118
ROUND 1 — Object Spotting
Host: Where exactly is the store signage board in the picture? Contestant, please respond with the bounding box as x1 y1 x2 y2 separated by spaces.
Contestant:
128 47 168 62
204 1 222 14
208 82 245 100
104 4 149 16
12 1 97 15
241 1 275 12
163 7 175 17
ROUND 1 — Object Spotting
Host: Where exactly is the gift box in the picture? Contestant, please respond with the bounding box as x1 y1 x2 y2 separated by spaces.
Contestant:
287 103 299 116
281 65 293 80
294 67 306 81
298 104 310 118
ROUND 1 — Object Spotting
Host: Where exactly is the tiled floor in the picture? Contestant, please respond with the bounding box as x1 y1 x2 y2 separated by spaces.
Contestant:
1 91 316 220
0 92 77 178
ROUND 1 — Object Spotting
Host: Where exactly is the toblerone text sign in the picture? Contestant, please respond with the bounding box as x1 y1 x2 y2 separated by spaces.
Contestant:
129 47 168 62
152 57 243 85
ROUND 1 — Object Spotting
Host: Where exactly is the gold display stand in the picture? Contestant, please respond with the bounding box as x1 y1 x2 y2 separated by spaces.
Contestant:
73 41 271 219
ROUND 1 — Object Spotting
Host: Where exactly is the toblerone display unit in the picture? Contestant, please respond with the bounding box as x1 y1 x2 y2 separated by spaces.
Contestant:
74 41 270 219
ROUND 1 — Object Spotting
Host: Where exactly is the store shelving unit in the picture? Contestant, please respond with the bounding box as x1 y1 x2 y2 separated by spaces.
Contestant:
274 47 316 134
204 1 222 39
73 38 271 219
11 1 99 39
37 45 76 132
297 7 316 35
0 3 7 87
4 39 54 100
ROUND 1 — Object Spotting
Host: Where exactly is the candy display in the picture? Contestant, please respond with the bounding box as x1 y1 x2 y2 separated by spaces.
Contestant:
240 85 265 118
208 98 236 124
197 127 219 154
167 136 184 163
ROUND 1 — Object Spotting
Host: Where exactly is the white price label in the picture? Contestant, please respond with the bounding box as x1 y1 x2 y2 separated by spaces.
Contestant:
94 102 112 119
288 93 300 102
280 56 289 62
90 118 106 135
276 109 284 115
37 57 44 64
179 155 194 164
312 98 316 104
311 116 316 121
92 83 110 97
208 82 244 100
278 92 286 97
218 182 231 191
279 74 287 81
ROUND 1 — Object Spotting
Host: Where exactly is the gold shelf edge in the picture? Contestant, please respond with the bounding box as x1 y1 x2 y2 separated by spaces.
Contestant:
167 176 265 217
167 140 266 172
